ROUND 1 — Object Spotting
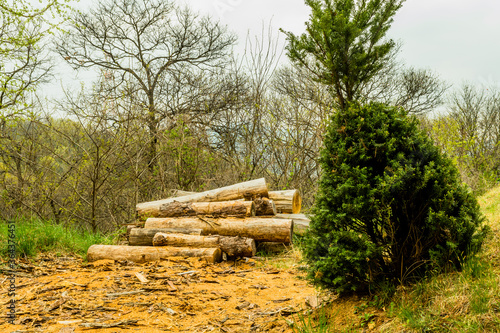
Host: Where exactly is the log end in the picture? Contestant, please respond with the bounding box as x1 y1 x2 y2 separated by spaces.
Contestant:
86 244 100 262
248 238 257 257
211 248 222 263
292 190 302 214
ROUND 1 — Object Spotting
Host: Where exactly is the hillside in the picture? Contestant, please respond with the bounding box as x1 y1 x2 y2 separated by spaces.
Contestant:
1 185 500 332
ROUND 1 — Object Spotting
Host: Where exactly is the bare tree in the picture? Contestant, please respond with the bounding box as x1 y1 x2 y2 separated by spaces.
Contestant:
425 84 500 192
0 20 52 116
56 0 236 175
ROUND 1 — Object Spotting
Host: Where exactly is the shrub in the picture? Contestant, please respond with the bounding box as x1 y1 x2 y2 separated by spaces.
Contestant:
302 102 489 294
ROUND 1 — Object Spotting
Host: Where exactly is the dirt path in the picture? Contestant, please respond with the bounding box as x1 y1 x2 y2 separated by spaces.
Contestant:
1 253 318 332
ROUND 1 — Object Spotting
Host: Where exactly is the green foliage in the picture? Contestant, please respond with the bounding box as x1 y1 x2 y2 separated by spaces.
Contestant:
424 84 500 194
0 0 73 113
163 118 215 190
301 102 488 294
0 218 119 259
288 308 336 333
282 0 404 110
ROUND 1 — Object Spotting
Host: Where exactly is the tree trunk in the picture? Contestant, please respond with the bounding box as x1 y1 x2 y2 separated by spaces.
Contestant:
87 244 221 263
269 190 302 214
158 201 255 218
145 217 293 243
153 233 256 257
137 178 268 218
128 228 203 246
275 213 310 236
253 198 276 216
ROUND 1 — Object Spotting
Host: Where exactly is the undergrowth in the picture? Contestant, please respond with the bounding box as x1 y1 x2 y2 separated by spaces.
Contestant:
291 185 500 332
0 218 121 260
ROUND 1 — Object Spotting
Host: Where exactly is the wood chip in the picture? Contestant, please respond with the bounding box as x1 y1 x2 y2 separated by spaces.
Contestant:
266 270 280 274
215 269 234 274
37 285 65 294
135 272 149 284
142 286 175 292
80 319 139 328
57 319 83 325
236 301 251 310
106 290 145 297
272 297 292 303
166 280 177 292
305 295 319 308
250 285 269 290
47 297 68 312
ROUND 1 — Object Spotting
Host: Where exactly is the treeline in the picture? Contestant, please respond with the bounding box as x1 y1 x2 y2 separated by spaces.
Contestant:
1 0 498 233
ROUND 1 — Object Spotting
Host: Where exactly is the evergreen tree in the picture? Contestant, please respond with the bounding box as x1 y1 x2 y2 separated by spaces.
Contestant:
282 0 404 110
302 102 489 294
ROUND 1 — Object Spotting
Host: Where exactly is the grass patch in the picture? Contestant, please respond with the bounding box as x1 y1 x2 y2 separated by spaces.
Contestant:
378 185 500 332
288 308 336 333
0 218 120 260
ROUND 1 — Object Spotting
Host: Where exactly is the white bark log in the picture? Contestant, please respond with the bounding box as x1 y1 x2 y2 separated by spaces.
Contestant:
137 178 268 218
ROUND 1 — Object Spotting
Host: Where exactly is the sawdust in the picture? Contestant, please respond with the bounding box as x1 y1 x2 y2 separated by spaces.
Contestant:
0 252 321 332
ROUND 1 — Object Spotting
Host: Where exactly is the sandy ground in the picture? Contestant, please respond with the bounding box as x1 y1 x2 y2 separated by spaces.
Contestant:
0 253 323 333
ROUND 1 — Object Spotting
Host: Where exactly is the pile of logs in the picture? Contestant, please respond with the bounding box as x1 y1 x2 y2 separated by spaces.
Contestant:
87 178 310 264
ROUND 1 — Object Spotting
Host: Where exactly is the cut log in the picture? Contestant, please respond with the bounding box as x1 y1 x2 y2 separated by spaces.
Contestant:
254 198 277 216
129 228 202 246
126 225 139 239
145 217 293 243
153 233 256 257
158 201 255 218
269 190 302 214
275 214 310 236
170 190 196 197
218 236 256 257
87 245 222 263
153 233 219 247
137 178 269 218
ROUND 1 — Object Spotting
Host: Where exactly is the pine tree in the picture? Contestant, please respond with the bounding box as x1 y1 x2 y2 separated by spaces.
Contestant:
302 102 489 294
282 0 404 110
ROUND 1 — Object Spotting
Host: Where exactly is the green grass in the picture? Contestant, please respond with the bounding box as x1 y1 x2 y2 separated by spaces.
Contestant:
0 218 121 260
288 308 335 333
377 185 500 332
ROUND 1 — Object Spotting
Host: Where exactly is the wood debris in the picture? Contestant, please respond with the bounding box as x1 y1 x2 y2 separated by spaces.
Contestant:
80 319 139 328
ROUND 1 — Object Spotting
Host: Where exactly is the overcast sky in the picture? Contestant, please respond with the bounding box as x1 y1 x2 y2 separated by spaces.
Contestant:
47 0 500 97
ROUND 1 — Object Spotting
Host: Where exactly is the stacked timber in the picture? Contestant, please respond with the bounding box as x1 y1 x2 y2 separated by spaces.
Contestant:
87 178 307 264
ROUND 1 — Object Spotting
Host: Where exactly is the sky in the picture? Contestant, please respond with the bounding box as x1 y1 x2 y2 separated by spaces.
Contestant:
45 0 500 98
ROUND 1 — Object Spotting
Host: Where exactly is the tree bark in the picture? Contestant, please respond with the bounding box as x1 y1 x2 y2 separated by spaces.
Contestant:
145 217 293 243
137 178 268 218
128 228 203 246
153 233 256 257
253 198 277 216
170 190 196 197
87 245 222 263
269 190 302 214
158 201 255 218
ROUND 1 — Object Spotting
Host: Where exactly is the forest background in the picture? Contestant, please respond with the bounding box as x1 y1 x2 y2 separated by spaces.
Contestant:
1 0 499 234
